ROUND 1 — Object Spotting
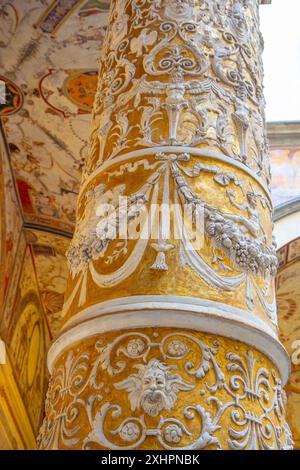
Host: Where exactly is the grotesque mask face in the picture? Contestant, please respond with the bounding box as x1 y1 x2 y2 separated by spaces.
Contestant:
115 359 194 416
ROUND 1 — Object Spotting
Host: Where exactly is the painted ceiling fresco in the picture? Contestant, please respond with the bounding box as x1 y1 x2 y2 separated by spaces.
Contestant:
0 0 110 234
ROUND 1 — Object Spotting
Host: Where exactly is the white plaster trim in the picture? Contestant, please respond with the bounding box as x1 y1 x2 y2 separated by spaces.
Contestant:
0 339 6 365
49 296 290 385
80 147 271 202
62 295 275 335
274 210 300 249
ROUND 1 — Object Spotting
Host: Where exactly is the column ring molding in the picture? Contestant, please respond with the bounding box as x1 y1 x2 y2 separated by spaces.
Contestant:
80 146 272 204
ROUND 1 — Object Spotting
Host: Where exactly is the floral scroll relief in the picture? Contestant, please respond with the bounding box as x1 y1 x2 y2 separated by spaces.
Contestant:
38 332 294 450
223 351 293 450
98 332 226 389
37 349 105 450
84 338 293 450
83 402 220 450
87 0 269 182
84 331 226 450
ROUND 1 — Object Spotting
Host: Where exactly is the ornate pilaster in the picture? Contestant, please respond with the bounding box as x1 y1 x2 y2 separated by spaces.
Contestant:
39 0 292 450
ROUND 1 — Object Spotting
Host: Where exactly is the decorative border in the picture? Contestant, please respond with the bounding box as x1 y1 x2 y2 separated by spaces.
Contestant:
277 235 300 273
35 0 85 36
0 75 24 116
79 146 272 204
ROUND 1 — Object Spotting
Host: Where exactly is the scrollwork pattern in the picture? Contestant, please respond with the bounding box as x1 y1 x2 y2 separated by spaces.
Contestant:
84 0 269 181
38 329 293 450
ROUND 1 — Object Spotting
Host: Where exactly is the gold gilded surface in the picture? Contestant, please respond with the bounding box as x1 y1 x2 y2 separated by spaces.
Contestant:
38 328 292 450
63 155 274 327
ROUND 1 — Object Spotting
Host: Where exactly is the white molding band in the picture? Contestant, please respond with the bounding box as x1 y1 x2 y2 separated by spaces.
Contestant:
274 209 300 249
62 295 275 334
80 146 272 203
48 295 290 385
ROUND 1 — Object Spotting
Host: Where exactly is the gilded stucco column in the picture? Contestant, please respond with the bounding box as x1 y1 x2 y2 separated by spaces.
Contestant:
38 0 293 450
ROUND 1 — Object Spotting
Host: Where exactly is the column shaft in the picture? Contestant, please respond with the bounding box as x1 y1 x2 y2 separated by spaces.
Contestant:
39 0 293 450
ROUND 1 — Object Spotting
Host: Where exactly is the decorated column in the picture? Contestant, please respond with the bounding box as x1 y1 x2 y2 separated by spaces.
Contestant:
38 0 293 450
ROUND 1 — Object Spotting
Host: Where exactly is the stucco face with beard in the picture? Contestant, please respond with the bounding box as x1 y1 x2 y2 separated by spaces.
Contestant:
140 364 169 416
164 0 194 22
115 359 194 417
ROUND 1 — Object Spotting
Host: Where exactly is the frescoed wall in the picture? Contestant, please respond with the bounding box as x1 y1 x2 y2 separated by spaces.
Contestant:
6 246 49 435
0 226 70 447
0 127 23 330
0 125 23 321
25 229 70 339
276 236 300 449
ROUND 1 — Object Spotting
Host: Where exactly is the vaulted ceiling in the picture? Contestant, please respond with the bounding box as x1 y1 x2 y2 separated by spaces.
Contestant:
0 0 110 235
